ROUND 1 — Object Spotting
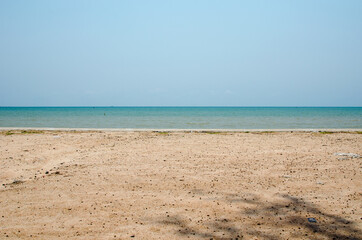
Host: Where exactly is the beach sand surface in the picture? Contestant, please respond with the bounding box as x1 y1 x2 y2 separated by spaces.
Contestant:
0 130 361 239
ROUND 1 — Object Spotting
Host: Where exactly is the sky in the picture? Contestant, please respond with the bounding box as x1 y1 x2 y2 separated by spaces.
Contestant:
0 0 361 107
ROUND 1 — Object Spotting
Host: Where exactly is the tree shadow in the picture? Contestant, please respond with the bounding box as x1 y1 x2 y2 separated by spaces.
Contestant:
152 192 361 239
157 214 244 239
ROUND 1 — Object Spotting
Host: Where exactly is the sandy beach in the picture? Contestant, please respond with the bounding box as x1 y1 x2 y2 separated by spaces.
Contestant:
0 130 361 239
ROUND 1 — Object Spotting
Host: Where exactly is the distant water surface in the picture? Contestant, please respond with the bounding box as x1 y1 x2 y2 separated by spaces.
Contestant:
0 107 361 129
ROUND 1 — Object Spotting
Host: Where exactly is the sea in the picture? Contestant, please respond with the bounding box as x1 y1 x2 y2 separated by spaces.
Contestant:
0 107 361 129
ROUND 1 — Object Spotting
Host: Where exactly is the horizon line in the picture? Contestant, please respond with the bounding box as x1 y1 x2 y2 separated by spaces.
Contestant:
1 106 362 108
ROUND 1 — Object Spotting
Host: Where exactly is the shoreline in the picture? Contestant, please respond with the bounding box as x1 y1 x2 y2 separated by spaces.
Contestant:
1 127 361 132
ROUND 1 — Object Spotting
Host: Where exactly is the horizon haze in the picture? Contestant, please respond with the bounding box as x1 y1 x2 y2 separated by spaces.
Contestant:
1 0 361 107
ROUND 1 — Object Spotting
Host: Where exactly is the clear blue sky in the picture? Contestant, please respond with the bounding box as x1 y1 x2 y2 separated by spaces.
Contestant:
0 0 361 106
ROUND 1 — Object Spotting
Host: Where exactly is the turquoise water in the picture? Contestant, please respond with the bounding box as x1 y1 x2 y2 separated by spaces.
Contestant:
0 107 361 129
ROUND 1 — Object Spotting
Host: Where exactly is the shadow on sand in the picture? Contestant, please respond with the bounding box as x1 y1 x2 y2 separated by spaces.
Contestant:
154 193 361 239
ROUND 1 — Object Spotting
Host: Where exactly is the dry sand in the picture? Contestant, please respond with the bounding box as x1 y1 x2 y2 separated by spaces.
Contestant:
0 130 361 239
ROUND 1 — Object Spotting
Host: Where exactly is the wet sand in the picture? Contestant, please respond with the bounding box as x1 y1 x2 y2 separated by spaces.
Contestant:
0 130 361 239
